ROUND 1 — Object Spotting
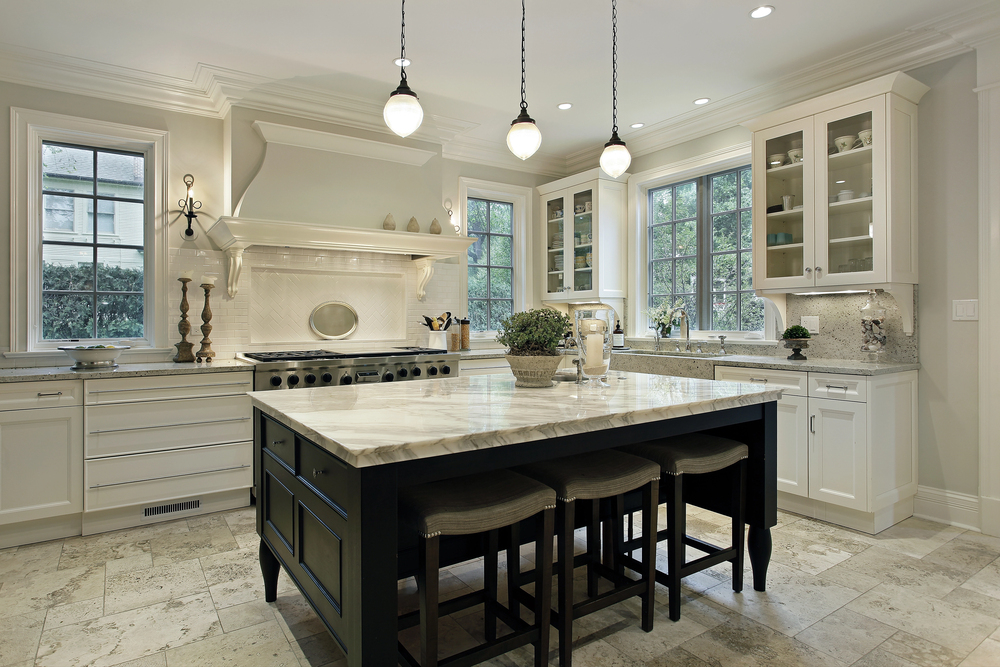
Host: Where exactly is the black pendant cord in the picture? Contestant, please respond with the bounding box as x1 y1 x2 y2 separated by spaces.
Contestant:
519 0 527 112
611 0 619 135
399 0 408 83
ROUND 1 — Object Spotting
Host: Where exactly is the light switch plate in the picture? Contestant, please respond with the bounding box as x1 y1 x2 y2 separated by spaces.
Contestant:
800 315 820 334
953 299 979 321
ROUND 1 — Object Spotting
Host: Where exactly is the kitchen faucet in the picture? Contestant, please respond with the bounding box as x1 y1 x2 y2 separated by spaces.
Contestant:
679 310 691 352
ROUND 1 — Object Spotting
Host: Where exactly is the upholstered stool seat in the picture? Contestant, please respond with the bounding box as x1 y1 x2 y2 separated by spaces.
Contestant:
622 434 749 622
398 469 556 667
515 450 660 667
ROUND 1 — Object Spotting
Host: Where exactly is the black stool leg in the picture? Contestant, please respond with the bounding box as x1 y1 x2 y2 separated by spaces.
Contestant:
535 508 555 667
557 500 576 667
508 521 521 623
732 459 747 593
485 529 499 641
586 499 600 599
666 474 684 622
611 495 625 578
641 479 658 632
418 535 440 667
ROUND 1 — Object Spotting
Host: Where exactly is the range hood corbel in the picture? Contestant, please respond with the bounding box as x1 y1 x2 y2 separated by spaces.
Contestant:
205 216 475 299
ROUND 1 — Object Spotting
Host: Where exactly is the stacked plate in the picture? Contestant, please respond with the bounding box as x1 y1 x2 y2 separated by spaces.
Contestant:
551 232 564 249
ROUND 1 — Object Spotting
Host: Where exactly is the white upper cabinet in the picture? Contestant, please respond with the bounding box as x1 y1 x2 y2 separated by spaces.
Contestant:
537 169 627 303
744 72 928 293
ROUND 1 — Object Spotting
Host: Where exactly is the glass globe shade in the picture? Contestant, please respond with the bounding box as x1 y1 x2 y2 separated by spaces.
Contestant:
383 91 424 138
506 120 542 160
600 142 631 178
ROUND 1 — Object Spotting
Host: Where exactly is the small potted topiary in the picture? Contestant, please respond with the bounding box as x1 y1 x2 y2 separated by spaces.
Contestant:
496 308 573 387
781 325 812 361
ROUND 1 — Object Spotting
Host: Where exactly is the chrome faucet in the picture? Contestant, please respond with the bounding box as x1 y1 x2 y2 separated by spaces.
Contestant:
651 326 661 352
718 335 727 355
679 310 691 352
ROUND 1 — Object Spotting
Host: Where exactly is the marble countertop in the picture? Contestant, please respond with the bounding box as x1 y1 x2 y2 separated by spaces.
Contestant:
613 350 918 376
0 358 253 383
249 372 783 468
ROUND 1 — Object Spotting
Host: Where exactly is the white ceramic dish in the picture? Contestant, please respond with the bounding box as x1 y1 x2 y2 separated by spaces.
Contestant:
59 345 130 369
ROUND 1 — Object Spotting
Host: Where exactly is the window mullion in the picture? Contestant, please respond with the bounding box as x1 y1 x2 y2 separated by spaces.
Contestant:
697 175 711 329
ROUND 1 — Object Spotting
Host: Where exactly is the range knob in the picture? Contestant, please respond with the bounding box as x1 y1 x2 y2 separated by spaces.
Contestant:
412 367 422 377
398 368 408 378
340 375 353 386
305 374 316 384
287 374 300 386
269 376 283 387
322 373 333 383
383 372 394 382
428 366 439 376
441 365 451 375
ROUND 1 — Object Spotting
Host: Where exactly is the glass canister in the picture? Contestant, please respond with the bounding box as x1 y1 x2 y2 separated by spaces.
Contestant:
860 290 886 362
575 308 613 386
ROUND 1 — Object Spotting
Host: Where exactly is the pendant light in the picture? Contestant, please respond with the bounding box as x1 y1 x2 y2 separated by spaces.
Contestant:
599 0 631 178
506 0 542 160
383 0 423 138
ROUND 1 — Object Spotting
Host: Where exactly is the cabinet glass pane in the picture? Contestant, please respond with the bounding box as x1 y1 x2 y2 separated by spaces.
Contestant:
825 111 874 273
764 130 805 279
546 196 565 294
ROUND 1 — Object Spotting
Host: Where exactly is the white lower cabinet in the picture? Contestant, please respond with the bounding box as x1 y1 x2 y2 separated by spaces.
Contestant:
715 366 917 533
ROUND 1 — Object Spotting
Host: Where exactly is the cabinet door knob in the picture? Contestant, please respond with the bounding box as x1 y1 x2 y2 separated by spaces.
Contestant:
815 266 822 273
804 267 812 275
312 468 326 478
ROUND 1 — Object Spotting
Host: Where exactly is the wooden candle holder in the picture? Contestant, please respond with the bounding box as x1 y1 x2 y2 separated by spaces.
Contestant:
195 283 216 361
173 277 195 362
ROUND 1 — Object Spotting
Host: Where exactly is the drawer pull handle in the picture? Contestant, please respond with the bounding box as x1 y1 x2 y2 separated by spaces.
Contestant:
88 381 251 394
825 384 849 390
271 439 286 446
89 464 250 489
748 378 768 384
810 415 816 434
312 468 326 478
90 417 250 435
37 391 63 397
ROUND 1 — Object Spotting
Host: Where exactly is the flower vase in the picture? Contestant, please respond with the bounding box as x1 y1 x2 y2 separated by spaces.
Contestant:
658 324 672 339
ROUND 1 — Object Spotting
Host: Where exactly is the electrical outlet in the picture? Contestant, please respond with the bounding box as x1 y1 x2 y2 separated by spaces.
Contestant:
953 299 979 321
800 315 820 334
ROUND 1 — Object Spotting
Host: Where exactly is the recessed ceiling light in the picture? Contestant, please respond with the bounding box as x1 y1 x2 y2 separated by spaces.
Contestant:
393 57 411 67
693 98 710 105
630 122 644 129
749 5 773 19
557 103 573 110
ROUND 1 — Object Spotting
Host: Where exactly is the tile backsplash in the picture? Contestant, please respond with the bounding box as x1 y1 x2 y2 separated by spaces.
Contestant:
169 247 460 358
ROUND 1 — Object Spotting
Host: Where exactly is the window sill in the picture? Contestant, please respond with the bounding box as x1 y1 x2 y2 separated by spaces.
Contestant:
4 347 174 361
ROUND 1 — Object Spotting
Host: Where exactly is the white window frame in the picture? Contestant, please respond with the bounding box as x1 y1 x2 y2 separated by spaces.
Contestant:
10 108 169 356
458 178 532 338
627 142 781 341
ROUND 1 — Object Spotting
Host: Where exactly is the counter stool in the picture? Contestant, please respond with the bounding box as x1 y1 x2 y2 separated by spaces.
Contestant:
397 469 556 667
622 434 748 621
515 450 660 667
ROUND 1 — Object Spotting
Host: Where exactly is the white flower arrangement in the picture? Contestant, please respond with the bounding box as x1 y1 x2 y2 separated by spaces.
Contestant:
646 298 685 328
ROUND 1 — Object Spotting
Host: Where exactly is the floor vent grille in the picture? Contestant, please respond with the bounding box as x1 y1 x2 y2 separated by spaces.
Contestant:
144 499 200 518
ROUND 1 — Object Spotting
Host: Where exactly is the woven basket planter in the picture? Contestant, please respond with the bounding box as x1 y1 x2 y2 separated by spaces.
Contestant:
505 354 562 388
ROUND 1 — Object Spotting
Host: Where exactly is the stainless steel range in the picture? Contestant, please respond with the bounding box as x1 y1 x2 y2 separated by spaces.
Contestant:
239 347 460 391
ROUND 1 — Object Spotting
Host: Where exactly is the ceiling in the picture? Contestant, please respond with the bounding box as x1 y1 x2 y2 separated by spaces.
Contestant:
0 0 992 159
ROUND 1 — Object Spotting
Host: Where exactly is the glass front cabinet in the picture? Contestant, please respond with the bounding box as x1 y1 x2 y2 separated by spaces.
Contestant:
746 72 928 292
538 170 627 303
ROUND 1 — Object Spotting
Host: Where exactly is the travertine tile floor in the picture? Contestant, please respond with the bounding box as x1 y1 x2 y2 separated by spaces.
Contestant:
2 505 1000 666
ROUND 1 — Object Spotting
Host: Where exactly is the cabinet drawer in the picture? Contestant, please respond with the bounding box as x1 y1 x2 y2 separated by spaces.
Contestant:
263 416 296 471
299 440 351 513
86 395 251 458
809 373 867 402
714 366 807 397
85 372 252 405
0 380 82 410
85 441 252 512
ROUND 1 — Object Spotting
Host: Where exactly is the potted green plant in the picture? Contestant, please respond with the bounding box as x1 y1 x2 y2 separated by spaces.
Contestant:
646 298 684 338
781 325 812 361
496 308 572 387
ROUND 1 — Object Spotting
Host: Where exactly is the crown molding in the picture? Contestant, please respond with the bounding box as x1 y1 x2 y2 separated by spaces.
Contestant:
442 135 568 178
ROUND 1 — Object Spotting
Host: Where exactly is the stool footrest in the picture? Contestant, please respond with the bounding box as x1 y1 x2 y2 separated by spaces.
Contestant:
398 589 487 630
399 626 541 667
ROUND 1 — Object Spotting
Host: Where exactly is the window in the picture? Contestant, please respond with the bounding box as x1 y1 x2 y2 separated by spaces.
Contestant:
648 166 763 331
11 108 168 353
467 198 514 331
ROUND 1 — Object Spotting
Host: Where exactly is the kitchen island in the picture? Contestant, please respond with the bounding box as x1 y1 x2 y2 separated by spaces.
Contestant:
249 372 781 666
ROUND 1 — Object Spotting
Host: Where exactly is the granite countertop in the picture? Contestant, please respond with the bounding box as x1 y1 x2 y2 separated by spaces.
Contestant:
459 349 508 361
0 358 253 383
612 350 918 376
248 372 782 468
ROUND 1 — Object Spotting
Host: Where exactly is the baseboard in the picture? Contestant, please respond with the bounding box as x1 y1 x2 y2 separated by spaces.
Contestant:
0 514 82 549
82 489 250 535
913 485 980 531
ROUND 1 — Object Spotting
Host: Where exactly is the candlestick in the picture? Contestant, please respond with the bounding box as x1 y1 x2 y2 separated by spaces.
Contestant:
173 277 195 362
195 283 216 362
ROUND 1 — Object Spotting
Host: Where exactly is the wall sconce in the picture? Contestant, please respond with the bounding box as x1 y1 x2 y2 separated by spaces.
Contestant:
444 199 460 234
179 174 201 239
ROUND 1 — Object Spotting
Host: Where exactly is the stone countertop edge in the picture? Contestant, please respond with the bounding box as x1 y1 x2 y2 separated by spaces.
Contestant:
612 351 919 376
248 376 783 469
0 358 254 382
459 349 508 360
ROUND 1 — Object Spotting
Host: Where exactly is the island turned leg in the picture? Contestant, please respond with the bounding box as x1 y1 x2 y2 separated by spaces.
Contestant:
747 526 772 591
260 540 281 602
